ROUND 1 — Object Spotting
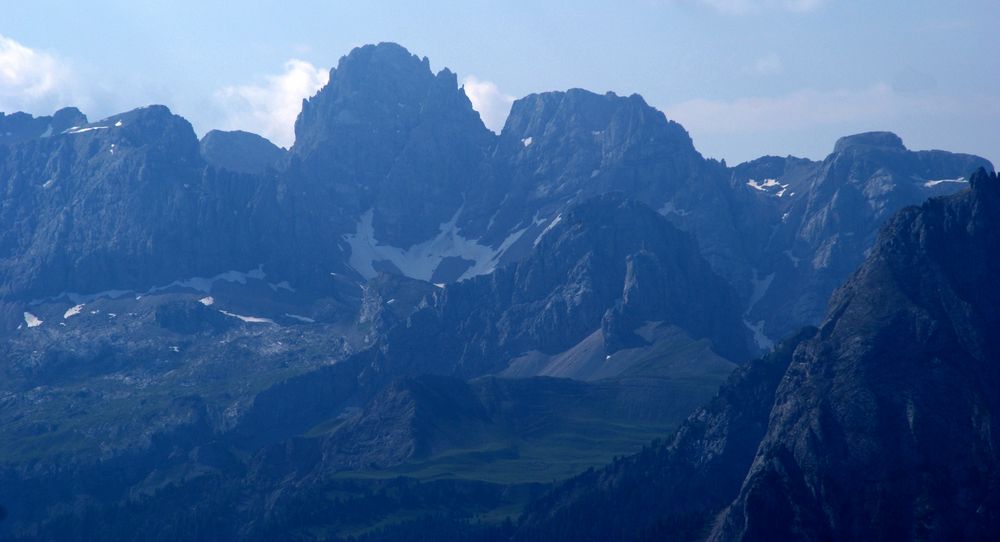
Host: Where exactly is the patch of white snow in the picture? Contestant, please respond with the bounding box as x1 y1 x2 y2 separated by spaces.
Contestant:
63 304 84 319
923 177 967 188
23 312 43 328
533 214 563 247
219 310 275 324
344 209 527 282
284 313 315 323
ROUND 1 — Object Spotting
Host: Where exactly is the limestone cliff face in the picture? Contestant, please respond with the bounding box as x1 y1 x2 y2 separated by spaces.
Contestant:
714 169 1000 541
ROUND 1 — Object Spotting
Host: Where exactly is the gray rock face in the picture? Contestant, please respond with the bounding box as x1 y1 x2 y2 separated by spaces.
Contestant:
515 170 1000 541
742 134 992 343
199 129 286 174
288 42 495 249
0 105 272 305
1 44 990 347
0 107 87 145
714 169 1000 541
832 130 905 153
366 194 749 380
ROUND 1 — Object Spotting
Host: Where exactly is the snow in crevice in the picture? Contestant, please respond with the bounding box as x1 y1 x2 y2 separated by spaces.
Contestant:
923 177 967 188
745 320 774 351
284 313 315 323
533 214 563 247
747 178 790 197
219 310 274 324
344 209 527 282
23 312 43 328
40 125 53 138
64 304 85 319
64 125 109 134
747 270 775 313
743 270 776 350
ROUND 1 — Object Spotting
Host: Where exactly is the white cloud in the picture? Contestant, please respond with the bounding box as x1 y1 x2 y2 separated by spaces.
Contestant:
680 0 826 14
214 59 329 148
0 34 74 114
462 75 515 133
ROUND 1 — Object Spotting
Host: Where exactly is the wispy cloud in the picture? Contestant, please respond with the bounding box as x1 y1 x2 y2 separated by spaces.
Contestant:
462 75 515 133
0 34 75 114
214 59 329 147
665 83 954 135
679 0 826 15
663 83 1000 163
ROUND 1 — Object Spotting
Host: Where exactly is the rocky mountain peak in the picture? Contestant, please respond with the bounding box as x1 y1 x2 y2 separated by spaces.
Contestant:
832 130 906 154
0 107 88 145
200 129 286 175
291 42 482 157
501 88 696 158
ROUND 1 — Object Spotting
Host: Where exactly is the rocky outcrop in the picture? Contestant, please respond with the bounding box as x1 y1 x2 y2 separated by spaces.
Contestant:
515 169 1000 541
199 129 286 174
743 132 992 343
364 194 749 380
713 169 1000 541
0 107 87 145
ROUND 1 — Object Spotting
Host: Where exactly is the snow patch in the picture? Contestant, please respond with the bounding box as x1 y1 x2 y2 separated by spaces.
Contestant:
65 125 109 134
42 179 55 189
745 320 774 350
923 177 967 188
219 310 274 324
521 136 533 147
747 271 775 312
534 214 563 247
23 312 43 328
114 120 123 127
284 313 315 323
743 270 776 350
344 209 527 282
747 178 790 197
198 296 215 306
63 304 84 319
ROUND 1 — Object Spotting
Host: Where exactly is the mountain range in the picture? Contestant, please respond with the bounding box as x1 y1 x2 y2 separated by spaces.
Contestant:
0 42 995 541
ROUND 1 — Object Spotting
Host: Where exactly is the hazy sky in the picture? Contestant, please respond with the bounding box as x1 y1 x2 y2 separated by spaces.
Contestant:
2 1 998 165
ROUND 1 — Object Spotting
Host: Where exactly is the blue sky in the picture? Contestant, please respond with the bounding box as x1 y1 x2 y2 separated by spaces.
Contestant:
2 0 998 165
